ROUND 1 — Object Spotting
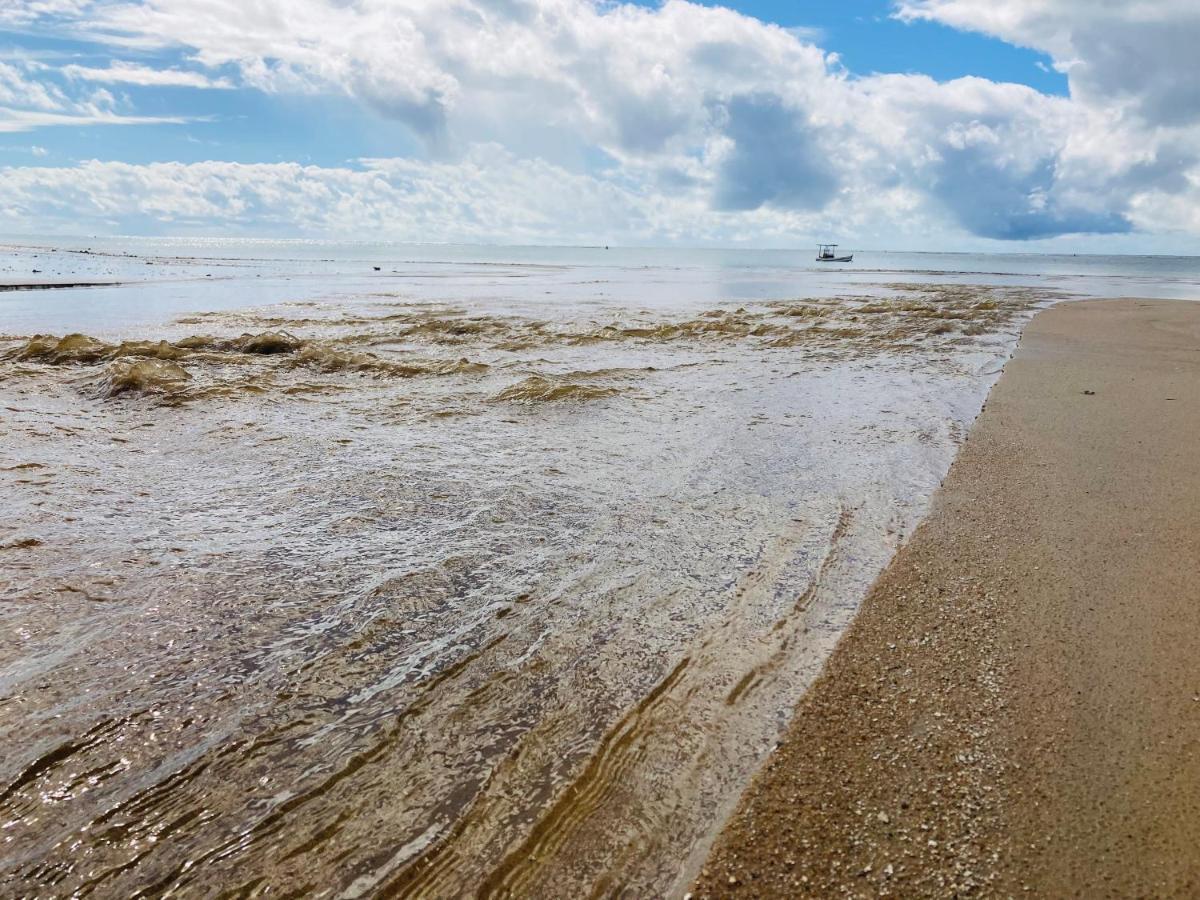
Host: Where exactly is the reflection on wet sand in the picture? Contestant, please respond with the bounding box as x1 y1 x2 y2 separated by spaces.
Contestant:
1 286 1045 896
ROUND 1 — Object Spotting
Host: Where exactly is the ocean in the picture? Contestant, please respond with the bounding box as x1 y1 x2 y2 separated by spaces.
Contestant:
4 237 1200 333
0 239 1193 895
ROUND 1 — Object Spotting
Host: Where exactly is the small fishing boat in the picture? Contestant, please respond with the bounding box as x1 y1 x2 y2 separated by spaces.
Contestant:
816 243 853 263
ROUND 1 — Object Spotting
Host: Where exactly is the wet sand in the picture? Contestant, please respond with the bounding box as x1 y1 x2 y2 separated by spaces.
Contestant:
693 298 1200 898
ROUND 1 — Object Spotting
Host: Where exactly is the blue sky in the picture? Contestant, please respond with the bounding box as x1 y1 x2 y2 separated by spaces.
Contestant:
0 1 1196 250
639 1 1067 93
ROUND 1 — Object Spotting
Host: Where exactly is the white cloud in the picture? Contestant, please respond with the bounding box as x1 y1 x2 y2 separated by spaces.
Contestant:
0 147 942 244
892 0 1200 240
1 0 1199 244
0 109 189 132
0 0 91 27
896 0 1200 125
0 57 196 132
0 61 69 111
62 61 234 89
59 0 840 160
0 151 758 241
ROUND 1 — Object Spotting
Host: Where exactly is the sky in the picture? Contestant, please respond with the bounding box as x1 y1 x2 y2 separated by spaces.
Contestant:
0 0 1197 251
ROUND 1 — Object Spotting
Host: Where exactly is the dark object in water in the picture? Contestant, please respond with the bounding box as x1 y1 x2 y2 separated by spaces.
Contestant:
373 266 382 271
0 282 120 292
816 244 853 263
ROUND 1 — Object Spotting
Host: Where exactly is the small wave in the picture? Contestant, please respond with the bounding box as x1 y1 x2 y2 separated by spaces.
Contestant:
775 304 829 319
6 331 304 367
292 344 488 378
94 359 192 399
6 333 113 365
293 344 403 375
436 358 490 376
111 340 187 361
176 331 303 355
494 375 620 403
403 316 519 344
2 329 498 406
767 325 867 346
0 536 42 550
570 311 791 345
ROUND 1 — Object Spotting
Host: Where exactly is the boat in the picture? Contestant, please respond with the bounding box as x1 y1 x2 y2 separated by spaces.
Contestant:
816 243 853 263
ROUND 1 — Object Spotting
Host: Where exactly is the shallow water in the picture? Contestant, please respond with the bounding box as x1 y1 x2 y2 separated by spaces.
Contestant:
4 238 1199 336
0 248 1057 897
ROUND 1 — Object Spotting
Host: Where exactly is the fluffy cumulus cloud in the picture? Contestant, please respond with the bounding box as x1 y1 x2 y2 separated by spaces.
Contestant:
897 0 1200 124
2 0 1199 244
896 0 1200 235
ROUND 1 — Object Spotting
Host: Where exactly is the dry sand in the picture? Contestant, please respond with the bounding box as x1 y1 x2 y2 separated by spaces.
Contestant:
691 298 1200 898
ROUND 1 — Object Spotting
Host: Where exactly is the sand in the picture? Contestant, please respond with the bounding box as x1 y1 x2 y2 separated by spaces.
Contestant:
691 298 1200 898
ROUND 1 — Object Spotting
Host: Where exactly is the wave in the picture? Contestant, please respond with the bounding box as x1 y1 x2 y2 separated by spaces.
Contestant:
294 344 488 378
493 374 621 403
1 330 497 407
7 333 114 365
174 331 304 355
94 359 193 399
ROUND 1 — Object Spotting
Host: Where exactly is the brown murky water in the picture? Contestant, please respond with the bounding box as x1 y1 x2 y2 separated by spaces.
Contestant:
0 285 1043 897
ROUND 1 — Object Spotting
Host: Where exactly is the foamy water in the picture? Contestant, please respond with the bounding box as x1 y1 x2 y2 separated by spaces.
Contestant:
0 240 1088 895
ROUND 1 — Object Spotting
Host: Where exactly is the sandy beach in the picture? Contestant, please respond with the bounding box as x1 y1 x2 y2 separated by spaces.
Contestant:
693 298 1200 897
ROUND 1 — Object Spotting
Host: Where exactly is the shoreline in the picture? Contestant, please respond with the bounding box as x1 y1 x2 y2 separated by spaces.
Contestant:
692 298 1200 897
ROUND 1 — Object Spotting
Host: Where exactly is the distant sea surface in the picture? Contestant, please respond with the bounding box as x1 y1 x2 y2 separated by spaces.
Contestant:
0 238 1191 896
2 236 1198 333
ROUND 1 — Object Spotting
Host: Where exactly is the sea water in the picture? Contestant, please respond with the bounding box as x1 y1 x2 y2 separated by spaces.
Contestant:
0 239 1186 895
